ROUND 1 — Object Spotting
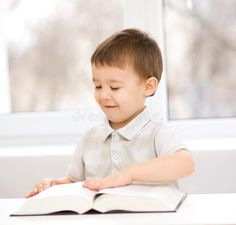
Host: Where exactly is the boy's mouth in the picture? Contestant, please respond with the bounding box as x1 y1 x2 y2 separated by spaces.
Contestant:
104 105 117 108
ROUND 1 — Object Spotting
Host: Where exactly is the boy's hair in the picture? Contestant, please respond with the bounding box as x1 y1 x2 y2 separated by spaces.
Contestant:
91 28 163 82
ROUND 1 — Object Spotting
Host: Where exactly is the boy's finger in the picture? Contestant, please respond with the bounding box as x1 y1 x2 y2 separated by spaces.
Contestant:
82 180 92 188
25 187 38 198
26 192 36 198
25 192 33 198
82 182 88 188
38 183 50 192
43 181 51 190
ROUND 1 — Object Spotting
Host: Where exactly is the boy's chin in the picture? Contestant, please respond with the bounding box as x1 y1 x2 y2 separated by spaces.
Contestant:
108 117 132 129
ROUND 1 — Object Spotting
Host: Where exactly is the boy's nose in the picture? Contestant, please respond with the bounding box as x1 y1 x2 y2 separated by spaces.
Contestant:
100 89 111 100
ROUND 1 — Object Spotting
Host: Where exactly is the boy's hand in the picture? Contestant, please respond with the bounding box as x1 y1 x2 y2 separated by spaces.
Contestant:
25 177 73 198
83 169 132 191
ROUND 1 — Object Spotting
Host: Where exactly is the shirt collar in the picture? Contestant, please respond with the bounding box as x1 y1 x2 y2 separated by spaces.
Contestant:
101 120 115 141
101 107 151 142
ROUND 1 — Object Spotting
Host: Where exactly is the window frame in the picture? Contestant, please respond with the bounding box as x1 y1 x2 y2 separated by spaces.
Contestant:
0 0 235 147
0 1 10 114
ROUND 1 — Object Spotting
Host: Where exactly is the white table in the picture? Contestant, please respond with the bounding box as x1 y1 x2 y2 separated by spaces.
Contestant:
0 193 236 225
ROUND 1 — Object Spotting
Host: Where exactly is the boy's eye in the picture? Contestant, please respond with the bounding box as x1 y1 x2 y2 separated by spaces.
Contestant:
95 86 102 89
110 87 120 90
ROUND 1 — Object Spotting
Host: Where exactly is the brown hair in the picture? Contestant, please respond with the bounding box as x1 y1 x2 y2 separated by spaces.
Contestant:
91 28 163 82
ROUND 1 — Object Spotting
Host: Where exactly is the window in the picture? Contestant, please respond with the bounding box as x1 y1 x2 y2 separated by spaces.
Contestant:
0 0 235 147
165 0 236 120
0 0 125 145
2 0 123 113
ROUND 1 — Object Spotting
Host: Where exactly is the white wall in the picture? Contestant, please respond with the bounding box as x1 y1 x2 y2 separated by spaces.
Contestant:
0 147 236 198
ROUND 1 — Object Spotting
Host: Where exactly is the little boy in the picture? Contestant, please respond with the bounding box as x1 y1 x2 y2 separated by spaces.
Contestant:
26 28 194 197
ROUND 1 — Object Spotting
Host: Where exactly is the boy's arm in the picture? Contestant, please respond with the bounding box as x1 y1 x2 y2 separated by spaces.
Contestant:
26 177 73 198
83 149 195 190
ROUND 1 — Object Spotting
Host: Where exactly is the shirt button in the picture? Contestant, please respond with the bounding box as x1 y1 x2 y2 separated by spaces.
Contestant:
114 135 120 141
112 152 119 161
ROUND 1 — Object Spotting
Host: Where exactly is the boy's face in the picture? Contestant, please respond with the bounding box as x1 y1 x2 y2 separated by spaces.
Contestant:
92 64 148 129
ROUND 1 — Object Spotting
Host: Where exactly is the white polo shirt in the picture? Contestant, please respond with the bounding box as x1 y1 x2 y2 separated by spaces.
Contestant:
66 107 187 182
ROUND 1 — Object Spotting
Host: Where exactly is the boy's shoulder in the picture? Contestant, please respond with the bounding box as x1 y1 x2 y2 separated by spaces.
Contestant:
147 113 180 137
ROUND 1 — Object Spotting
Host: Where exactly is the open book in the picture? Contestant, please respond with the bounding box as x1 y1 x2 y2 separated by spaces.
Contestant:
11 182 186 216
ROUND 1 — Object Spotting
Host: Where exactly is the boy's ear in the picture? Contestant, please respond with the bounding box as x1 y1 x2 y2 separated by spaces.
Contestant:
144 77 158 96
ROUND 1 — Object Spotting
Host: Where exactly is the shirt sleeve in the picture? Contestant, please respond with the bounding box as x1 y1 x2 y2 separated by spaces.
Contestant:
65 138 85 182
154 124 188 156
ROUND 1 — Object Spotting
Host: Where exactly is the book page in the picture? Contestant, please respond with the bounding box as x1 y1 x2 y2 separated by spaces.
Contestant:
93 183 185 213
97 183 181 199
12 182 98 215
32 182 97 203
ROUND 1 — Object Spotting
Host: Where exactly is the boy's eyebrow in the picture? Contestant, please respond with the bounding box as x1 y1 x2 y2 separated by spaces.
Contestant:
92 78 123 83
